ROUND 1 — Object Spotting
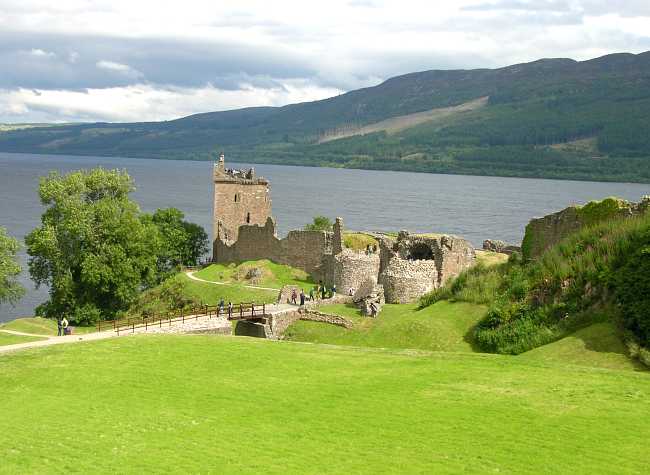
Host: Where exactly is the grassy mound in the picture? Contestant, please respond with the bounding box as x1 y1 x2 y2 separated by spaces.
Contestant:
0 332 46 346
284 301 486 352
520 322 644 371
194 259 314 290
130 273 279 317
0 317 96 335
421 206 650 358
343 232 378 251
1 336 649 473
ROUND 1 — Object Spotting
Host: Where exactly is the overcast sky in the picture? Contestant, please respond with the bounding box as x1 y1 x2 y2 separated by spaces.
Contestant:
1 0 649 123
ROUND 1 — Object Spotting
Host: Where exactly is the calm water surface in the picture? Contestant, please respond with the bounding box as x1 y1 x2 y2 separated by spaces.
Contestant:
1 152 648 321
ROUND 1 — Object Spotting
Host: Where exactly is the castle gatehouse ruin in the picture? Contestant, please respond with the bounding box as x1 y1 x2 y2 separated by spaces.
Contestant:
212 156 475 303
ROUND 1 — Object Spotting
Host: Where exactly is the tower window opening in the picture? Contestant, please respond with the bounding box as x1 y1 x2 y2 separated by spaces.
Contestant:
234 194 238 202
246 212 251 224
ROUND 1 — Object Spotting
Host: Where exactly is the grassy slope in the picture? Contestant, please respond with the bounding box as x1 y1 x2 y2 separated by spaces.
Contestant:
194 260 314 291
178 273 278 305
475 250 509 267
1 336 649 473
284 302 486 352
0 332 46 346
521 322 643 371
0 317 96 335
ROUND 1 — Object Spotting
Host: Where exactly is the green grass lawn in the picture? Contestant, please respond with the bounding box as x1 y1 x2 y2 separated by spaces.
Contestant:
179 273 279 305
285 301 486 352
0 336 648 473
520 321 644 371
194 260 314 290
475 250 509 267
0 317 96 336
0 332 46 346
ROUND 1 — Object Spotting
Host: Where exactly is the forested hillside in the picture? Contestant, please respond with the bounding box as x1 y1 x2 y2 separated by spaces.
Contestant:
2 51 650 182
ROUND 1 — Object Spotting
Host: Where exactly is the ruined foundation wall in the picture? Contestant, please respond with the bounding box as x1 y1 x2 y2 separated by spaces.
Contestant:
380 259 439 304
214 218 331 277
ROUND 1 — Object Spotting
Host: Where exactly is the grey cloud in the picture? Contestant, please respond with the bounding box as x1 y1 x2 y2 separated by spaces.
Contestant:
464 0 650 16
0 31 317 91
463 0 571 12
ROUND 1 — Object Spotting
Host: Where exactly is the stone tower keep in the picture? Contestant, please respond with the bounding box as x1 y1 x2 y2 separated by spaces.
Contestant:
212 153 272 260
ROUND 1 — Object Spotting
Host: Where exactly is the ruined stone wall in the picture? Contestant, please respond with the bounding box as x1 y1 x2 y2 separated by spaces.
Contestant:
380 259 439 304
323 250 380 293
435 236 477 287
378 232 475 304
521 196 649 260
214 217 331 277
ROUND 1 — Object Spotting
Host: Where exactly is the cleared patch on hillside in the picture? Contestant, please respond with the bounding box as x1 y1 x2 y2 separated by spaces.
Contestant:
520 322 643 371
549 136 599 154
318 96 488 143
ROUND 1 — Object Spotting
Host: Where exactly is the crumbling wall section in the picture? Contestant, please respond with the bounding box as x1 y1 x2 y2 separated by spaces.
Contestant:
380 259 439 304
214 217 331 277
521 196 649 260
323 250 380 294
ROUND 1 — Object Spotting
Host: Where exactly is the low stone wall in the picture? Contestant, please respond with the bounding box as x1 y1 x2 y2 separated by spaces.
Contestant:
270 308 355 337
301 310 354 329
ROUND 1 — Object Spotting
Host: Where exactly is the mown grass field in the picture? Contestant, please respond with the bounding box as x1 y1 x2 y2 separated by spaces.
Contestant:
194 260 314 291
284 301 486 352
1 335 648 474
0 332 46 346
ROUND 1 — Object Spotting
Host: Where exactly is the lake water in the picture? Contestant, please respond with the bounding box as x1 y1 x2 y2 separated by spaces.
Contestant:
1 152 648 322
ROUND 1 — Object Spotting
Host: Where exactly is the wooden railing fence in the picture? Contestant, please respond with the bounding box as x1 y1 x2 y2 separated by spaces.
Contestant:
97 302 268 335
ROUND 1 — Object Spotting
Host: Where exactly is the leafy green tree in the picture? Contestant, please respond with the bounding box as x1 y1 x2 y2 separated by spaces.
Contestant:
143 208 209 280
0 226 25 307
25 169 161 324
304 216 333 232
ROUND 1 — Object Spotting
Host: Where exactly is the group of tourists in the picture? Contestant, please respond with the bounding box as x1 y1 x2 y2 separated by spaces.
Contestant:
56 317 70 336
290 282 339 306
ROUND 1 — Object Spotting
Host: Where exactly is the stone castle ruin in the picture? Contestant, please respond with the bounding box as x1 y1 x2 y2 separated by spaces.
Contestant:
212 155 475 303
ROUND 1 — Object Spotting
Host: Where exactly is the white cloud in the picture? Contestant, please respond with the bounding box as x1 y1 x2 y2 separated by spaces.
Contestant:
0 81 343 123
29 48 55 57
0 0 648 122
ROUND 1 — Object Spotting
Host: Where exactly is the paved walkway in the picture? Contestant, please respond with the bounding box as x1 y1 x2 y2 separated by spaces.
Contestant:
0 329 119 354
0 303 299 355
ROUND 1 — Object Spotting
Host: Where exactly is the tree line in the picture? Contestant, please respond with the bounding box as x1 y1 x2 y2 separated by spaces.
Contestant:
0 168 209 325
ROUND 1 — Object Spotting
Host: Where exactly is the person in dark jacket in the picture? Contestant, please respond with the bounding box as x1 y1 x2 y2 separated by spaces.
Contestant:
300 289 306 306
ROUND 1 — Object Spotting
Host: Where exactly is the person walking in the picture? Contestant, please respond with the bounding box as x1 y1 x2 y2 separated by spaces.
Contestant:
291 288 298 305
331 284 337 298
61 316 69 336
321 285 327 300
57 317 63 336
300 289 306 306
228 301 233 318
309 287 315 301
219 298 225 315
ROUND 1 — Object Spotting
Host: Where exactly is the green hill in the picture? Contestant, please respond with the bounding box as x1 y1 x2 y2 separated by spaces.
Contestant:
420 201 650 363
2 51 650 182
1 335 649 473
